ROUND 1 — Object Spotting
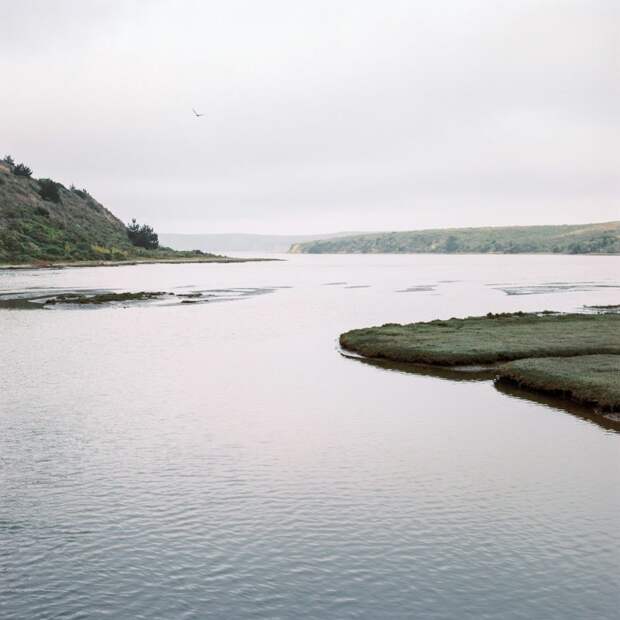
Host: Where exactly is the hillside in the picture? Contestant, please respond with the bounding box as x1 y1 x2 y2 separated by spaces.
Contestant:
0 159 214 265
289 222 620 255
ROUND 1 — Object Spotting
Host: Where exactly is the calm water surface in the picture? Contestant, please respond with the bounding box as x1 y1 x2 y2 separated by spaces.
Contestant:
1 254 619 619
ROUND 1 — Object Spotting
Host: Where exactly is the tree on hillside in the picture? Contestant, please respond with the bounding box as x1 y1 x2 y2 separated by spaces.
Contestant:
38 178 61 203
127 219 159 249
13 163 32 177
3 155 15 168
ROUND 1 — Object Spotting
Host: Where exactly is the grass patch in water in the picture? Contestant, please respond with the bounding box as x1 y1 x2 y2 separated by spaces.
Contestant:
45 291 168 305
498 354 620 411
340 312 620 413
340 312 620 366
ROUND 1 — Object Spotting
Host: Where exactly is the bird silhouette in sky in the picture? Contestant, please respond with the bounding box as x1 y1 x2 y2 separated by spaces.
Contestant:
192 108 205 118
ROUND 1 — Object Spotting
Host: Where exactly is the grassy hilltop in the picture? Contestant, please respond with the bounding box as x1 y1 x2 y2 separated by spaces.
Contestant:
290 222 620 255
0 158 246 266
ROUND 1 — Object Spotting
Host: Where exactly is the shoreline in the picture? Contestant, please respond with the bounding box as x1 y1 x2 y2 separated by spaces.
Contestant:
0 256 282 270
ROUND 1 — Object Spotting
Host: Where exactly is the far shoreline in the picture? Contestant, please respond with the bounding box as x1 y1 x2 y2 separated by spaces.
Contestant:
288 249 620 256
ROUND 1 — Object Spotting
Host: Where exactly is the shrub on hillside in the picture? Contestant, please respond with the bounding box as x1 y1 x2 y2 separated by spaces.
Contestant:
3 155 15 168
70 185 91 200
38 179 62 203
127 218 159 249
72 188 91 200
13 163 33 177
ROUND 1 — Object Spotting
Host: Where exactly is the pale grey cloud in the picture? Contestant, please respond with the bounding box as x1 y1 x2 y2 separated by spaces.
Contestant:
1 0 617 233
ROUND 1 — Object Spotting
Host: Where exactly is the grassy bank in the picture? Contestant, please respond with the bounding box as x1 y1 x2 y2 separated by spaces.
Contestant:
340 312 620 412
498 355 620 411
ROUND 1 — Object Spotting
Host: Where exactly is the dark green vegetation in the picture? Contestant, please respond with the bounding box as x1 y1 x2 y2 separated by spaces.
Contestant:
0 290 173 308
290 222 620 254
0 287 276 311
499 355 620 412
340 312 620 411
12 163 32 177
37 178 62 203
0 157 250 265
44 291 168 305
0 286 276 309
127 218 159 249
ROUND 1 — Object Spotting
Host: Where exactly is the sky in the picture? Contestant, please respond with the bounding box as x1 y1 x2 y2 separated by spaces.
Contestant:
1 0 618 234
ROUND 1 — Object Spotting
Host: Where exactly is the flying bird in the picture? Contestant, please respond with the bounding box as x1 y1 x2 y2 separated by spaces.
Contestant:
192 108 205 118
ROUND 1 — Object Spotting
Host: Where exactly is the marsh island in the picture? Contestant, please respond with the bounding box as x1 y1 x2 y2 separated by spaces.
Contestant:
340 312 620 412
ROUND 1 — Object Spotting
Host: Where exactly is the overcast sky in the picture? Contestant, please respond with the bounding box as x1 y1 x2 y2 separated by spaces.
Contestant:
2 1 618 233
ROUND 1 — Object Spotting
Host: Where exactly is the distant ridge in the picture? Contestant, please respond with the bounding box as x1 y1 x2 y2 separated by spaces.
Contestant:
160 232 361 253
289 222 620 255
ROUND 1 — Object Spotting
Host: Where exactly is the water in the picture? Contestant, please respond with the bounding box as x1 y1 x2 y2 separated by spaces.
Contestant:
1 254 619 619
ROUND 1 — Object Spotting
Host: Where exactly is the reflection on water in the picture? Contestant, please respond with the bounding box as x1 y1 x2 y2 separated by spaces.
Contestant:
1 254 619 619
340 350 497 381
342 352 620 432
494 381 620 432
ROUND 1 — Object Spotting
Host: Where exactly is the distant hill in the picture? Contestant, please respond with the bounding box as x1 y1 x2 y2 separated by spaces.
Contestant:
289 222 620 255
160 232 360 253
0 159 211 264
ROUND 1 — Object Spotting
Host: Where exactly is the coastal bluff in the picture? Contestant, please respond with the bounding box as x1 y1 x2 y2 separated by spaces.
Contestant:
0 159 266 266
